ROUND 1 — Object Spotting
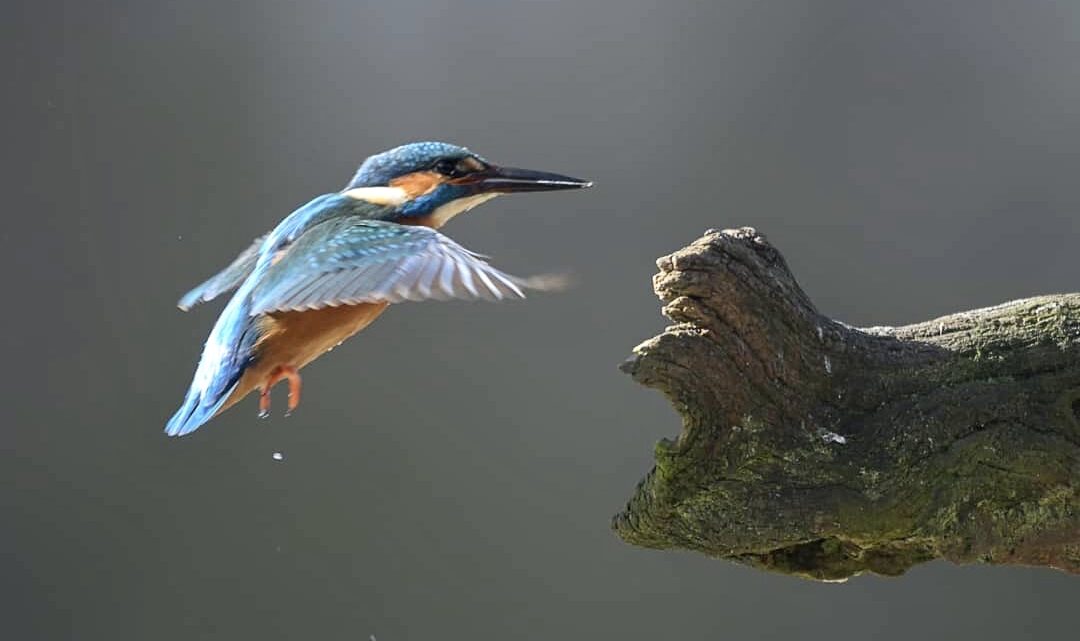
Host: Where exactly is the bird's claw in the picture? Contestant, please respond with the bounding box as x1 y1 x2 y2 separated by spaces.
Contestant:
259 364 302 419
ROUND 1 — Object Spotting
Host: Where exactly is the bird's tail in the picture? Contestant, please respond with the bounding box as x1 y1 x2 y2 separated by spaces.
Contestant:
164 382 231 437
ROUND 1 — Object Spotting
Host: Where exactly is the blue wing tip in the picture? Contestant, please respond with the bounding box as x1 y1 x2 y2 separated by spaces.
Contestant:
165 392 212 437
176 289 202 312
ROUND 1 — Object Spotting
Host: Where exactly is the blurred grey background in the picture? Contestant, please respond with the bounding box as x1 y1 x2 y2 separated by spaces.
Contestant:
4 0 1079 639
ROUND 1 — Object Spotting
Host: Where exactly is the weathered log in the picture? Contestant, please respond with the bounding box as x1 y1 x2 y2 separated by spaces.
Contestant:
613 227 1080 581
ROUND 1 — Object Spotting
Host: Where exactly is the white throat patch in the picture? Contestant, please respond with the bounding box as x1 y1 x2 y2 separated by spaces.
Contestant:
427 193 500 228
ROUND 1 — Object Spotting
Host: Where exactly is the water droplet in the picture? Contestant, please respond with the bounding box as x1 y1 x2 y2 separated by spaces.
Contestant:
272 452 284 461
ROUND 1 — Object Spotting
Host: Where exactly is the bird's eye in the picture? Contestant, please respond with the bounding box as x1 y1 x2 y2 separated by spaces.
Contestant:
434 159 459 176
433 157 484 178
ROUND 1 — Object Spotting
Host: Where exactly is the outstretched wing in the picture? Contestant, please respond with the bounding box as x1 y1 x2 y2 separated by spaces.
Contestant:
248 218 561 315
177 234 268 310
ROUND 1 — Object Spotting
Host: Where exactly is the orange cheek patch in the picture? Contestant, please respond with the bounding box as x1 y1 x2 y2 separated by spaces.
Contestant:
390 171 446 199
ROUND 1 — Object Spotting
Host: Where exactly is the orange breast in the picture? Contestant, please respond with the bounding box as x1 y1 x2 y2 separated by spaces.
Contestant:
219 302 389 413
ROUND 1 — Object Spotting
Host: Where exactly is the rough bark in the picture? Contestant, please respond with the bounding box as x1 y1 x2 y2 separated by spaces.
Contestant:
613 227 1080 581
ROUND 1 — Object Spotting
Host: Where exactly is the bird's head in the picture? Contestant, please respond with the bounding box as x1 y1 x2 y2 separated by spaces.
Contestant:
341 141 591 227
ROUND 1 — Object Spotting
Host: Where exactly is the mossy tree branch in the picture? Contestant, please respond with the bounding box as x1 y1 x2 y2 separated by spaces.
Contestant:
614 227 1080 581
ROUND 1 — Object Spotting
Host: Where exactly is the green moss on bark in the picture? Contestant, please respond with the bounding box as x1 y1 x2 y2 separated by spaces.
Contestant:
614 228 1080 580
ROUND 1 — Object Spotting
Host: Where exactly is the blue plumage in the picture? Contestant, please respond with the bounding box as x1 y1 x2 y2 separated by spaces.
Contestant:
166 194 360 436
166 142 590 436
345 142 479 190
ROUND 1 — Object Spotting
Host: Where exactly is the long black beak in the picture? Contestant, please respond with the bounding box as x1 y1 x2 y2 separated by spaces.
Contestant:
473 165 593 193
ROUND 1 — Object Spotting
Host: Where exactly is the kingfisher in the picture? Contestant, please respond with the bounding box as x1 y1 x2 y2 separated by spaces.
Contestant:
166 141 591 437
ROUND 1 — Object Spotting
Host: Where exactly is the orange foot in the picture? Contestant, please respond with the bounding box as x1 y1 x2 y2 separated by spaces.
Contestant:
258 365 302 418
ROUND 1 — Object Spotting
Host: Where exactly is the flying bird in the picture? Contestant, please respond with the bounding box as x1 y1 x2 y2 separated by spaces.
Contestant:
166 142 591 436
